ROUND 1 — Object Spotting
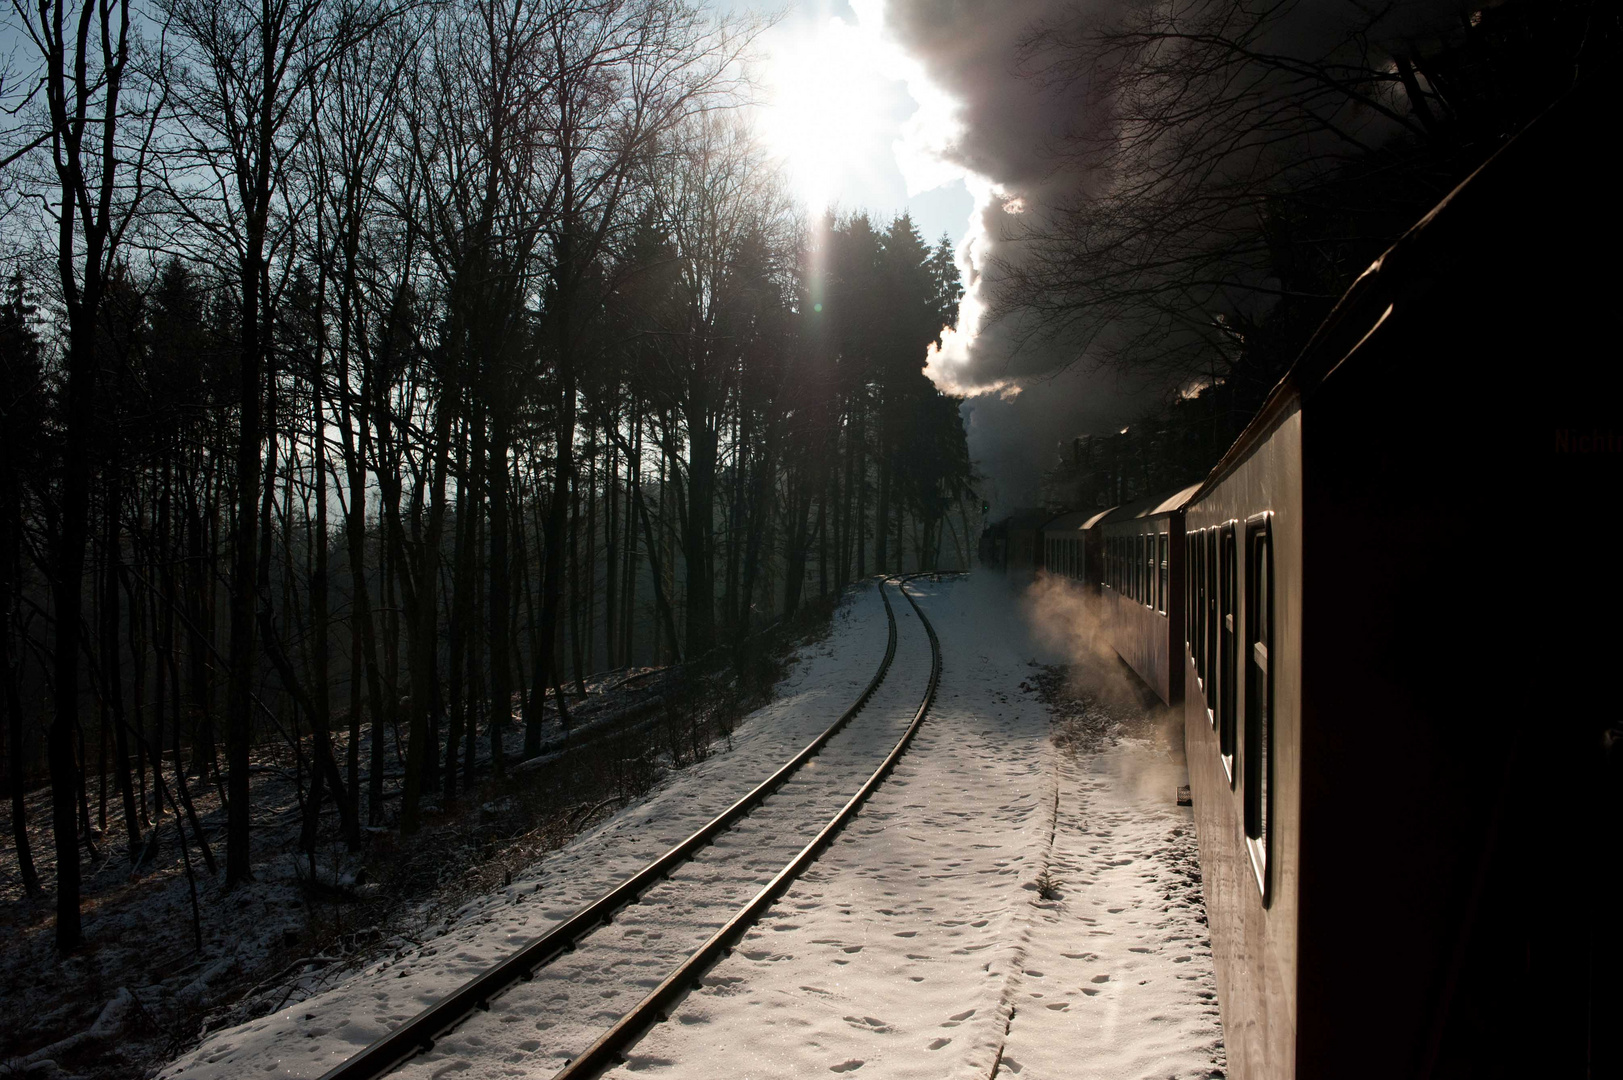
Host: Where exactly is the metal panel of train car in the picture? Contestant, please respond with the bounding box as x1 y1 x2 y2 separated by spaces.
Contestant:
1039 509 1103 586
1184 408 1302 1080
1178 93 1616 1080
1097 484 1196 706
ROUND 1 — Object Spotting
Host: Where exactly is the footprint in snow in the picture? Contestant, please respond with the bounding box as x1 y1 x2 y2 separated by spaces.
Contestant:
843 1016 892 1032
928 1037 952 1050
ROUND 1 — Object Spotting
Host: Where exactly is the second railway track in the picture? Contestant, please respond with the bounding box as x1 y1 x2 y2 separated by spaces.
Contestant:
318 575 945 1080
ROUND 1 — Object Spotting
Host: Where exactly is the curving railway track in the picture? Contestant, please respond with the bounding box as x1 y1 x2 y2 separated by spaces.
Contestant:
316 575 945 1080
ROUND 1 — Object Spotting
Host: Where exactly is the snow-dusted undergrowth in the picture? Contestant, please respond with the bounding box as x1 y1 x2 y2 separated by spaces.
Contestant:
158 574 1224 1080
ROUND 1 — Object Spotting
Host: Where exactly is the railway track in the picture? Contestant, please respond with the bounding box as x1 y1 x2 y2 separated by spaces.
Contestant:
317 575 944 1080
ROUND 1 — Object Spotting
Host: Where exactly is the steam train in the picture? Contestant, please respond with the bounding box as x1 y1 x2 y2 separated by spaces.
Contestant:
987 96 1620 1079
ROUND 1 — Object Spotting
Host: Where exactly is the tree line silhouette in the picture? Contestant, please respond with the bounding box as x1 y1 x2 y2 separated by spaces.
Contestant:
0 0 971 953
997 0 1617 507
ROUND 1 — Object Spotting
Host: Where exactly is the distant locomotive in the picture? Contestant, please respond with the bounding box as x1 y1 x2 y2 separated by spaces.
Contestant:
1007 97 1618 1078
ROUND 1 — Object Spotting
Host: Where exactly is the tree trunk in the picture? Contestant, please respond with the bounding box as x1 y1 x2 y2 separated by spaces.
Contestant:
487 409 511 777
101 475 140 859
224 241 264 887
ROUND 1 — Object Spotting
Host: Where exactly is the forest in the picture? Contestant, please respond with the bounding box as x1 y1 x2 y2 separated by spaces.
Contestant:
999 0 1616 511
0 0 972 963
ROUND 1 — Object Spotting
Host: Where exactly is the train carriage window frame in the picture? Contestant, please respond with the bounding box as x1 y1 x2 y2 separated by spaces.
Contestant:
1206 528 1219 725
1157 532 1169 615
1136 532 1149 607
1187 532 1199 669
1137 532 1146 607
1220 522 1238 786
1194 529 1207 689
1144 530 1153 610
1244 512 1274 904
1148 530 1158 610
1137 531 1146 608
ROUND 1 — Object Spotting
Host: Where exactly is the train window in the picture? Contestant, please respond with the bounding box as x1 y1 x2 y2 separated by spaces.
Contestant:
1149 533 1157 612
1136 533 1144 601
1245 513 1274 902
1149 533 1157 609
1136 532 1149 600
1158 533 1169 615
1186 534 1196 658
1206 529 1219 724
1193 531 1206 686
1220 523 1238 785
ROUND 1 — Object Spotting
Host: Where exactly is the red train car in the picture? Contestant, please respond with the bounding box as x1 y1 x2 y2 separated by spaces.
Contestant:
1097 486 1198 706
1177 97 1617 1078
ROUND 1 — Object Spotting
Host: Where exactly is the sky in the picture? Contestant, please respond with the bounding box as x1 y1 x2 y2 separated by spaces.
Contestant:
719 0 976 251
729 0 1464 511
725 0 1158 511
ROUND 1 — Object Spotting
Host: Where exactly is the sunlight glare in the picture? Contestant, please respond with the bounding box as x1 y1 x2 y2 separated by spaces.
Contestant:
757 14 895 214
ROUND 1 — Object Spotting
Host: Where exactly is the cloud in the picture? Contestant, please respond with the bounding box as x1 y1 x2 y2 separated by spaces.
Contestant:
883 0 1470 506
960 362 1157 511
875 0 1147 509
881 0 1119 381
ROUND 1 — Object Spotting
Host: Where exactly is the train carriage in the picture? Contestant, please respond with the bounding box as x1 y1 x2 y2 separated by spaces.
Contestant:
1040 508 1108 587
1097 486 1198 706
1177 95 1617 1079
999 509 1065 578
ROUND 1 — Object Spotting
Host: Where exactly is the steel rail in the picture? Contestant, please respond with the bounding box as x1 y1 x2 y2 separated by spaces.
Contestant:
316 579 900 1080
548 574 944 1080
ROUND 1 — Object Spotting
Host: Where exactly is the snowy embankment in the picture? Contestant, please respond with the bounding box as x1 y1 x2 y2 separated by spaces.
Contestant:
162 574 1224 1080
601 575 1223 1080
161 583 898 1080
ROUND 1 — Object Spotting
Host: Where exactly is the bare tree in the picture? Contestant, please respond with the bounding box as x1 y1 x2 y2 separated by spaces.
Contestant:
158 0 385 885
9 0 158 950
993 0 1593 392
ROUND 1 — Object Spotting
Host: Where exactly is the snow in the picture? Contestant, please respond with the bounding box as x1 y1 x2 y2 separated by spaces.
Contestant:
156 574 1224 1080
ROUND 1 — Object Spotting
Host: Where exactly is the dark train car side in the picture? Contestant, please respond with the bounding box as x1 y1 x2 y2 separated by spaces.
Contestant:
1001 509 1058 578
1179 96 1617 1079
1040 509 1108 588
1097 487 1196 706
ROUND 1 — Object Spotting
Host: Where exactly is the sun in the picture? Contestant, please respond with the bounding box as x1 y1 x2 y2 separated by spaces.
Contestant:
755 13 897 214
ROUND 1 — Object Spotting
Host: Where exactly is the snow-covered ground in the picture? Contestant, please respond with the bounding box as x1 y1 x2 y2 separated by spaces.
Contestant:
159 574 1224 1080
598 575 1223 1080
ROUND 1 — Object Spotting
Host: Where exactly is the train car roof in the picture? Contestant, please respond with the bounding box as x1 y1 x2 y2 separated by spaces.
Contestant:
1188 94 1578 504
1042 509 1109 532
1100 483 1201 525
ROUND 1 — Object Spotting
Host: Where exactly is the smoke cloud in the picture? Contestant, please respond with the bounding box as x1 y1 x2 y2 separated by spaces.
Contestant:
880 0 1467 508
875 0 1162 508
